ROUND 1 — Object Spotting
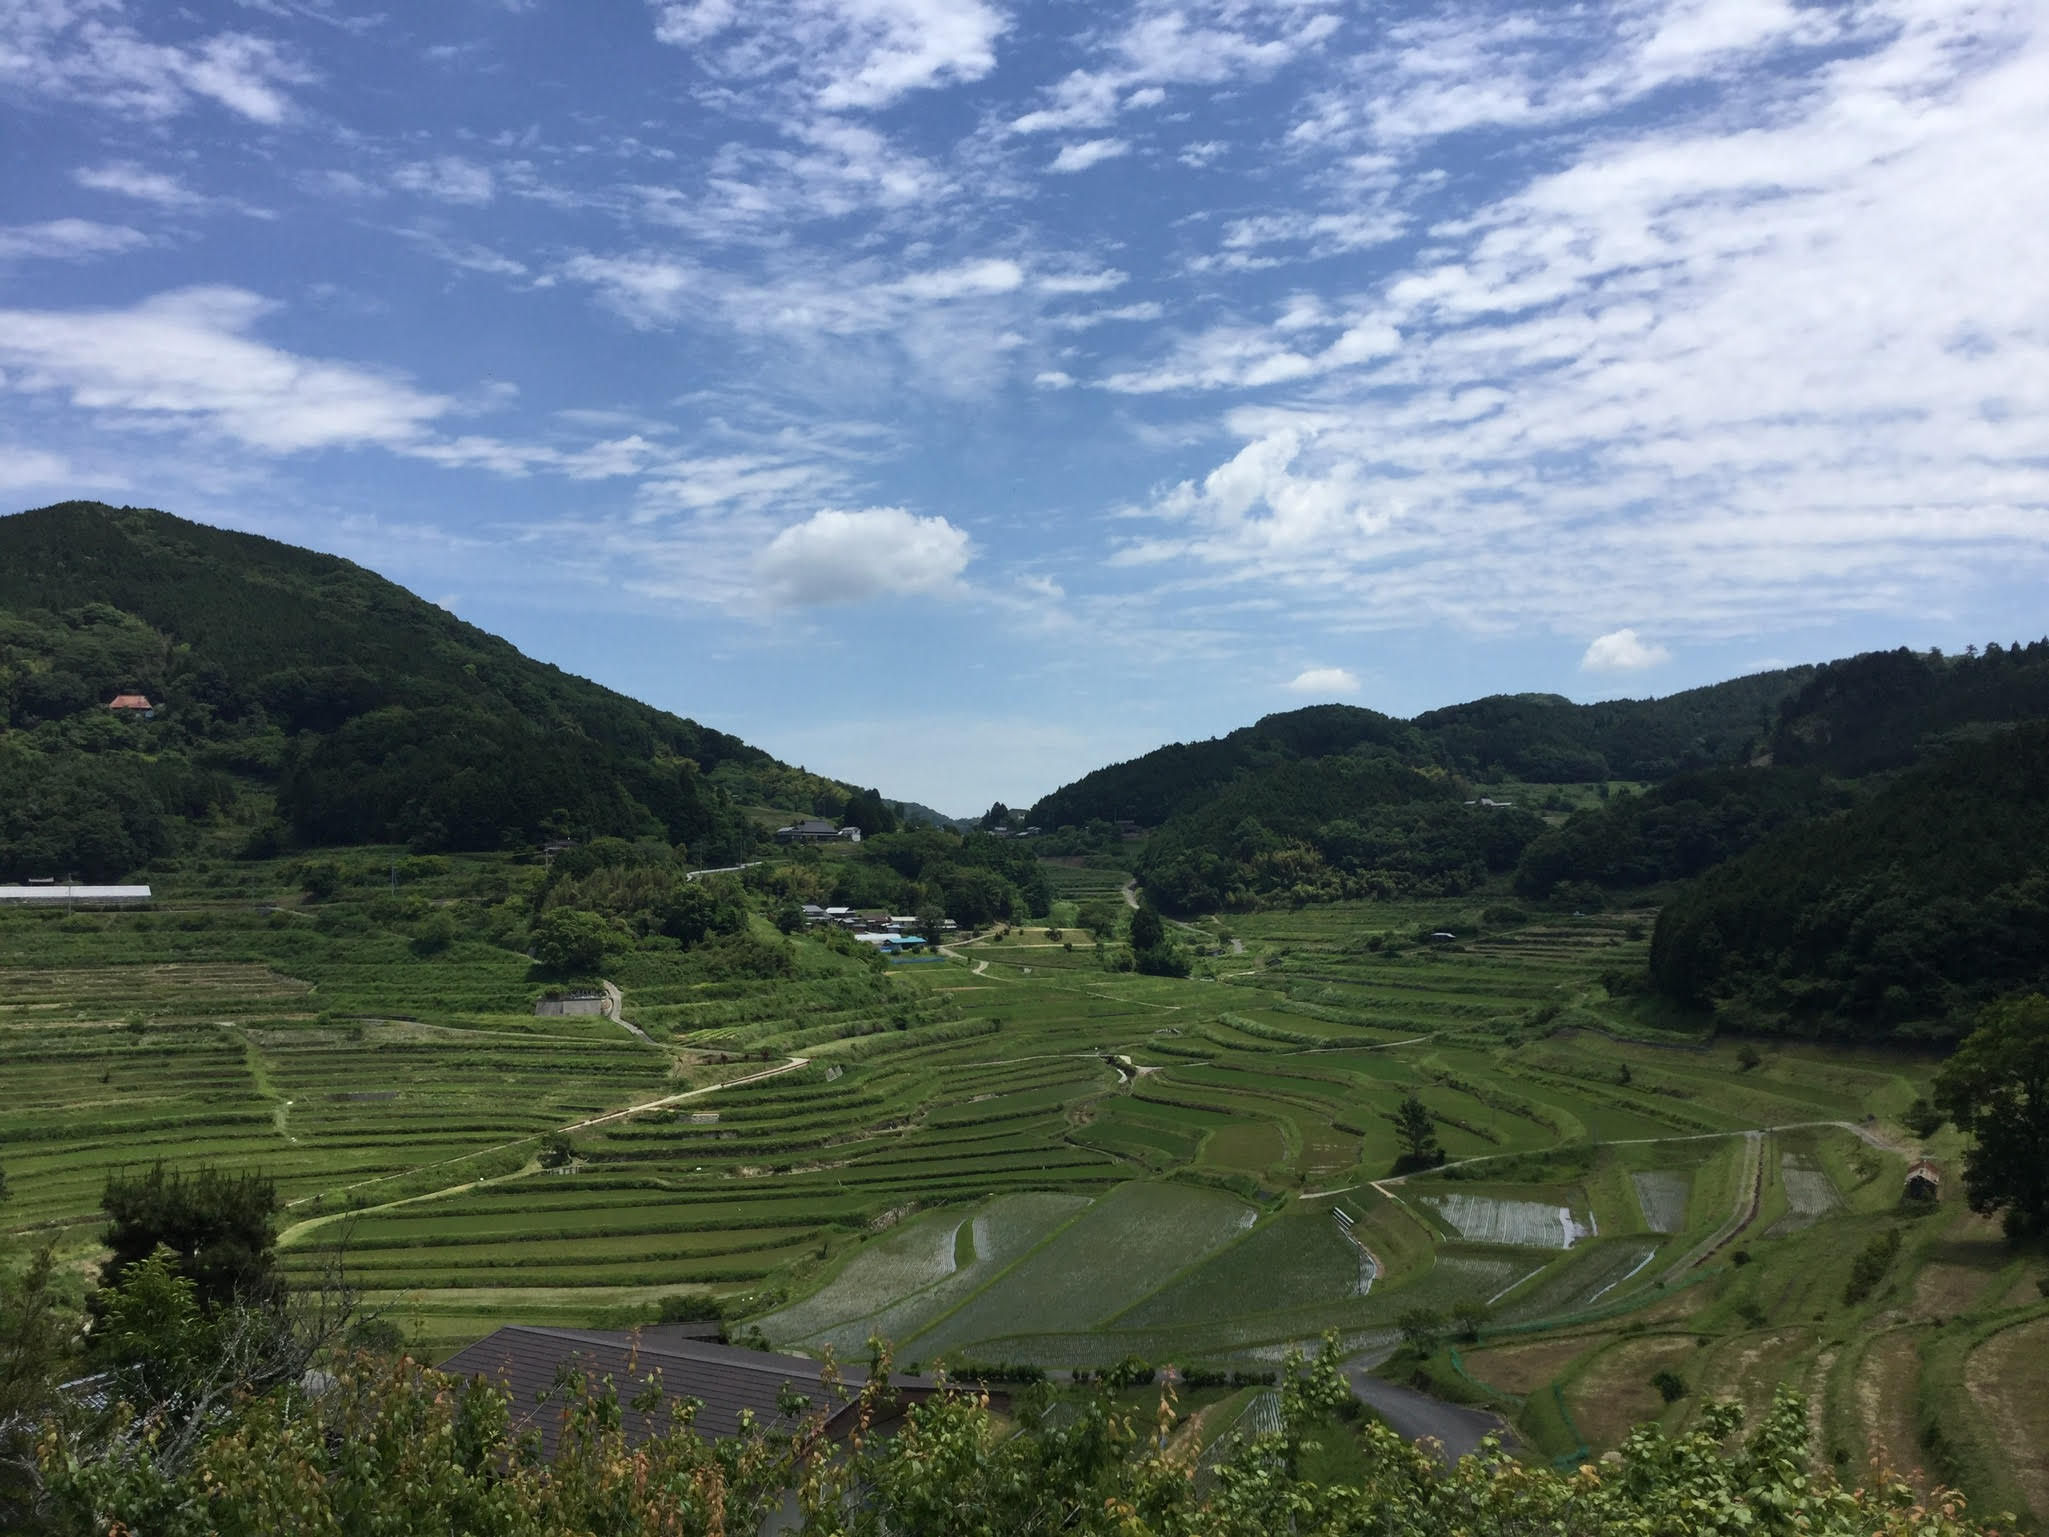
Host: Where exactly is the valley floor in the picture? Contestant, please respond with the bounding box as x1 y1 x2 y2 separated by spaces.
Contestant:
4 859 2043 1523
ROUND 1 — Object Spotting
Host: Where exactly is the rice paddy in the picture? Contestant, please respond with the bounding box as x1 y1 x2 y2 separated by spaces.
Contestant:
3 860 2043 1522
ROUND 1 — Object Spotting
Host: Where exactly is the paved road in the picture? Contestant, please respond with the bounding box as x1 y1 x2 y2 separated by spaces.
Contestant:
1345 1368 1513 1463
599 980 654 1044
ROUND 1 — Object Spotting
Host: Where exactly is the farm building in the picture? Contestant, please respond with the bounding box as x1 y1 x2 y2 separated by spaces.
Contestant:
774 818 847 843
106 693 155 718
0 884 152 907
535 991 605 1017
1905 1158 1941 1200
438 1326 975 1458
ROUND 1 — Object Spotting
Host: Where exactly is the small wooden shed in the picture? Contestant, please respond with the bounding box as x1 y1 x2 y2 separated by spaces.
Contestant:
1904 1158 1941 1201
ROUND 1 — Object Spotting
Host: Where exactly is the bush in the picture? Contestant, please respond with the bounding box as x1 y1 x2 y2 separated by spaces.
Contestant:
1651 1369 1687 1403
1842 1227 1902 1305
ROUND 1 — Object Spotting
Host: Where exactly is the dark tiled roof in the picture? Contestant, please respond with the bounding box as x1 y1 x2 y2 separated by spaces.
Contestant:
439 1327 868 1459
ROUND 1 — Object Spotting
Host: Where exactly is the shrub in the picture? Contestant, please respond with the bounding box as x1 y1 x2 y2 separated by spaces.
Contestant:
1842 1228 1903 1305
1651 1369 1687 1403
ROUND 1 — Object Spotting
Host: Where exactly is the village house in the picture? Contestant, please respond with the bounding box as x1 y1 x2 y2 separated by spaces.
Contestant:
106 693 155 719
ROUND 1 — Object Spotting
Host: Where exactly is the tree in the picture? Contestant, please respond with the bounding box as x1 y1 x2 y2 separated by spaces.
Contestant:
1392 1093 1443 1172
1934 991 2049 1239
1077 900 1122 940
538 1131 576 1169
99 1163 280 1311
1129 901 1165 951
530 907 613 974
914 900 946 944
1398 1306 1445 1353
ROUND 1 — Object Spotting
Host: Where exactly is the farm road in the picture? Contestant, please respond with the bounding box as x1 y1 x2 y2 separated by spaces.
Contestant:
599 980 653 1045
1345 1369 1512 1463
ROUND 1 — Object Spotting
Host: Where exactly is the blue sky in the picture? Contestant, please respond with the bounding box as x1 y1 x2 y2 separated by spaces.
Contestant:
2 0 2045 814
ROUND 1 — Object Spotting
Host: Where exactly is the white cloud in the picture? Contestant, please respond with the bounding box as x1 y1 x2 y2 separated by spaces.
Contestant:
560 253 696 327
73 162 203 207
893 258 1023 300
1108 3 2049 638
1034 370 1076 389
1285 665 1359 694
0 219 148 260
650 0 1005 111
1049 137 1129 173
1011 1 1339 134
0 447 99 493
1580 629 1671 673
0 5 312 122
0 287 450 454
756 505 972 604
393 157 496 205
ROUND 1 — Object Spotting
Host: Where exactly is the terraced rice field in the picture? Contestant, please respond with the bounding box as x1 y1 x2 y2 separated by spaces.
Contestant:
1424 1194 1589 1249
9 871 2043 1524
1631 1171 1690 1233
1767 1151 1845 1236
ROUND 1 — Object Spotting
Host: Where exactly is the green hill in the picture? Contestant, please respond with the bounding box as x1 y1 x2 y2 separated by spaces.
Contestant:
1029 673 1811 835
1649 720 2049 1041
0 502 851 878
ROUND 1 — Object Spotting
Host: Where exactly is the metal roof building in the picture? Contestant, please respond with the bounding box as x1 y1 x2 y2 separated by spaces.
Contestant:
0 884 152 905
437 1326 971 1459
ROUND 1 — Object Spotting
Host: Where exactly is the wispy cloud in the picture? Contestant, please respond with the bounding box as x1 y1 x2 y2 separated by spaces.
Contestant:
73 162 203 208
649 0 1006 111
393 156 495 205
1050 138 1129 173
1109 1 2049 637
0 3 312 122
0 218 148 260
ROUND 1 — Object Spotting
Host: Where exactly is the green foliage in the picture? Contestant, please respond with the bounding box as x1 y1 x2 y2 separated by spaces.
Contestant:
1651 723 2049 1039
0 501 842 875
1398 1306 1445 1352
1031 672 1813 833
1651 1368 1687 1403
1842 1228 1904 1305
1513 767 1853 902
1934 991 2049 1239
1392 1094 1443 1172
1139 756 1543 914
1902 1098 1945 1139
538 1132 576 1169
529 909 615 974
98 1163 280 1310
1769 642 2049 775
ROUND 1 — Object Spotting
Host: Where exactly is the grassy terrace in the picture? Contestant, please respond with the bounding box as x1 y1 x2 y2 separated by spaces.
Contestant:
3 863 2044 1522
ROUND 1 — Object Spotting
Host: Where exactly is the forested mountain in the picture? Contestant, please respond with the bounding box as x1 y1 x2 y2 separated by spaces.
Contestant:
1137 756 1544 913
1649 721 2049 1041
1511 767 1858 904
1029 671 1811 834
1766 642 2049 774
0 502 852 877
